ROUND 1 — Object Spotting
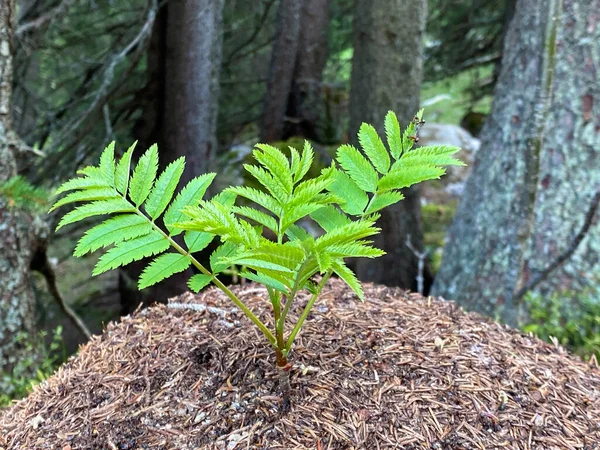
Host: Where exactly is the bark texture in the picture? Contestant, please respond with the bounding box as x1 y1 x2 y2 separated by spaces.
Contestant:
287 0 330 140
122 0 225 310
433 0 600 326
260 0 302 142
0 0 44 371
349 0 429 290
164 0 224 184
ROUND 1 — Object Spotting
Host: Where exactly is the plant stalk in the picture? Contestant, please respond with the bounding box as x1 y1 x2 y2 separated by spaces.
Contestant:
285 270 332 351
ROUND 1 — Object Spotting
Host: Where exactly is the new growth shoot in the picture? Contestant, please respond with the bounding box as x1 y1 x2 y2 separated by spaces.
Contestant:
51 110 462 398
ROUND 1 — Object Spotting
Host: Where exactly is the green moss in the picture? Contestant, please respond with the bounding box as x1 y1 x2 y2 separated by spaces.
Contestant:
421 201 458 273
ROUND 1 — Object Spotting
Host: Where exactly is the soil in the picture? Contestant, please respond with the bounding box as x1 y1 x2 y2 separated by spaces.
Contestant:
1 279 599 449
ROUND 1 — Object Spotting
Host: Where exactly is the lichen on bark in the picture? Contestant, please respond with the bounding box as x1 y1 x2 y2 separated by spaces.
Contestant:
433 0 600 326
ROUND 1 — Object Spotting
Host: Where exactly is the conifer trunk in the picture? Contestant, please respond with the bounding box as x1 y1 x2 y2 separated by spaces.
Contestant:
433 0 600 326
0 0 42 371
122 0 224 310
349 0 429 290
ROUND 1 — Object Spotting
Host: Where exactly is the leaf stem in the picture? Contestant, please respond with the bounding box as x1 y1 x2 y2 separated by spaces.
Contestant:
123 193 277 348
285 270 332 352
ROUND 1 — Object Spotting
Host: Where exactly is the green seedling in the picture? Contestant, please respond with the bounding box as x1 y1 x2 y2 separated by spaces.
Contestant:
51 110 462 397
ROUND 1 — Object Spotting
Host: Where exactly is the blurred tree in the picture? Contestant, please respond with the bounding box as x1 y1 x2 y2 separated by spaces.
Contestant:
426 0 516 103
122 0 225 311
348 0 429 290
0 0 44 372
433 0 600 326
261 0 331 142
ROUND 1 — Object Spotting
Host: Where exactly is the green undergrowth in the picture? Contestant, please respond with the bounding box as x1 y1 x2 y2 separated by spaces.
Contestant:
522 287 600 362
0 327 66 407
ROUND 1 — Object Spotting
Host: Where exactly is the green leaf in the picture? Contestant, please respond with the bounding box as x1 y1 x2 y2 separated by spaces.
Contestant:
328 170 368 216
282 202 324 231
253 144 293 194
289 171 334 207
385 111 402 160
285 224 312 242
129 144 159 206
181 200 250 245
315 220 380 250
139 253 191 289
378 166 445 192
210 241 238 273
56 198 135 230
232 205 278 232
358 123 390 174
188 274 213 292
54 176 110 196
332 260 364 300
398 145 464 167
77 166 104 179
296 141 314 182
402 122 418 153
310 205 351 232
226 257 293 274
50 187 120 212
163 173 216 235
326 242 385 259
364 191 404 214
245 164 289 203
212 190 237 208
315 250 332 272
145 157 185 220
226 186 282 216
75 214 152 256
94 230 169 275
289 147 301 181
99 142 116 185
240 271 288 292
115 141 137 195
336 144 378 193
184 231 214 253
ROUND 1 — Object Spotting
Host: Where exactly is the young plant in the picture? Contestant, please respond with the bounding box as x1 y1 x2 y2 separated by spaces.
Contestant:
51 110 462 395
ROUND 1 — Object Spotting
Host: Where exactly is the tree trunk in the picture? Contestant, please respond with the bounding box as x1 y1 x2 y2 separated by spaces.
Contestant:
0 0 42 371
122 0 225 311
432 0 600 326
349 0 429 291
260 0 302 142
164 0 224 184
286 0 330 141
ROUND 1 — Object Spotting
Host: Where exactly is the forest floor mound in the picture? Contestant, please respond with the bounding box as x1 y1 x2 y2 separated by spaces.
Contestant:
1 280 599 449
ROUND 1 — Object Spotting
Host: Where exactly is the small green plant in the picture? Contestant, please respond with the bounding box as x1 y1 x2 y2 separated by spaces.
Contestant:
523 287 600 361
51 110 462 394
0 176 50 212
0 327 65 407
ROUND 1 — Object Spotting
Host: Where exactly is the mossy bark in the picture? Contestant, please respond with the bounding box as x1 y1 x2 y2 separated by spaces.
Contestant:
0 0 44 371
349 0 429 290
433 0 600 326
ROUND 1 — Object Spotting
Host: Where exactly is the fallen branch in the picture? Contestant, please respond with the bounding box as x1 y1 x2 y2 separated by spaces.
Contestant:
514 188 600 301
